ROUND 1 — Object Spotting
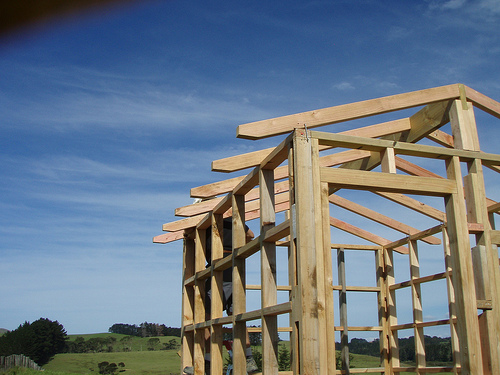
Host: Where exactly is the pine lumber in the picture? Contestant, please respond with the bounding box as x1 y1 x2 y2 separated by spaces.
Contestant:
237 84 461 139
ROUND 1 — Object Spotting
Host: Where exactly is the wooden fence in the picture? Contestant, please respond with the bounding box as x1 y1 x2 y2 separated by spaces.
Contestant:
0 354 43 371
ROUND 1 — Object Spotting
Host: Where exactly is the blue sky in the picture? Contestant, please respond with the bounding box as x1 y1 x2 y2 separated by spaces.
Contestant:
0 0 499 335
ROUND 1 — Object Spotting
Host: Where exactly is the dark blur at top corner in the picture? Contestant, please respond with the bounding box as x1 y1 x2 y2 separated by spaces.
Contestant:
0 0 157 40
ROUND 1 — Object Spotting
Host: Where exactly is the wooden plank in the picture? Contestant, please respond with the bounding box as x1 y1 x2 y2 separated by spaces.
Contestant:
330 217 408 254
331 244 381 250
163 214 207 232
376 247 390 373
329 194 441 245
153 230 184 244
452 101 500 374
395 156 443 178
426 129 454 148
383 224 444 250
213 118 410 173
408 240 426 369
313 130 500 165
181 237 195 371
444 156 483 373
380 147 397 174
374 192 445 221
337 248 350 373
292 130 322 375
237 84 460 140
464 85 500 120
195 149 372 205
263 219 290 243
193 227 206 375
442 226 461 372
210 214 224 375
191 174 245 199
390 272 447 291
331 285 381 292
335 100 451 173
385 249 400 369
487 202 500 214
260 167 279 374
491 230 500 244
321 181 337 375
321 167 457 197
232 194 247 375
449 100 481 151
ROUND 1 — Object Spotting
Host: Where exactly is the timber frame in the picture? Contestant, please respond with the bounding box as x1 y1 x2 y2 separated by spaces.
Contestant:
155 84 500 375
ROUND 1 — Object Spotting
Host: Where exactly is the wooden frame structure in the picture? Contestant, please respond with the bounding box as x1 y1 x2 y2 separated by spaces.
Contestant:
155 84 500 375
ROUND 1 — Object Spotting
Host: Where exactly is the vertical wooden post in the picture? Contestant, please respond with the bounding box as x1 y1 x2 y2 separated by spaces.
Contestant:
465 159 500 375
408 240 426 371
443 226 460 374
444 155 483 374
385 248 400 371
291 129 322 375
194 228 207 375
450 99 500 374
211 213 224 375
287 144 299 375
337 247 349 373
375 247 390 373
181 235 195 372
260 167 279 374
320 181 336 375
232 193 247 375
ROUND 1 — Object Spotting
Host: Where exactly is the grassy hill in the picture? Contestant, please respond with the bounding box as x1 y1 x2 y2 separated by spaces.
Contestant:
1 333 453 375
44 350 181 374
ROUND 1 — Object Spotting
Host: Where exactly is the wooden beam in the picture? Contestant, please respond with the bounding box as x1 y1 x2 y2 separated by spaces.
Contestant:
329 194 441 245
153 230 184 244
464 85 500 120
237 84 460 140
444 156 483 373
312 131 500 165
330 217 408 254
336 100 451 172
213 118 410 173
426 129 454 148
374 191 445 221
321 167 457 197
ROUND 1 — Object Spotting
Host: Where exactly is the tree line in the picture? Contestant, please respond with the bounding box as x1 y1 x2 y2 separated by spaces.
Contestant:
342 336 453 362
0 318 67 366
65 335 179 353
108 322 181 337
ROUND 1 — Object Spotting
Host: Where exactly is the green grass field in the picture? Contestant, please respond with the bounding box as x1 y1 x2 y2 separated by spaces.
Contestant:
43 350 181 374
1 333 453 375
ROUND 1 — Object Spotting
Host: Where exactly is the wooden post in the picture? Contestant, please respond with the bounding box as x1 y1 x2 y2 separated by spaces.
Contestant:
442 226 460 374
287 145 299 375
321 181 336 375
376 247 390 373
291 129 322 374
450 99 500 374
408 240 426 371
444 155 483 374
211 213 224 375
232 193 247 375
194 227 207 375
385 248 400 371
338 247 350 373
260 167 279 374
181 235 195 372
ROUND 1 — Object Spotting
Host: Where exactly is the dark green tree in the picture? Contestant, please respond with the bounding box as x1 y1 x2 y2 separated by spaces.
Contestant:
278 345 291 371
98 361 125 374
147 338 160 351
0 318 67 365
